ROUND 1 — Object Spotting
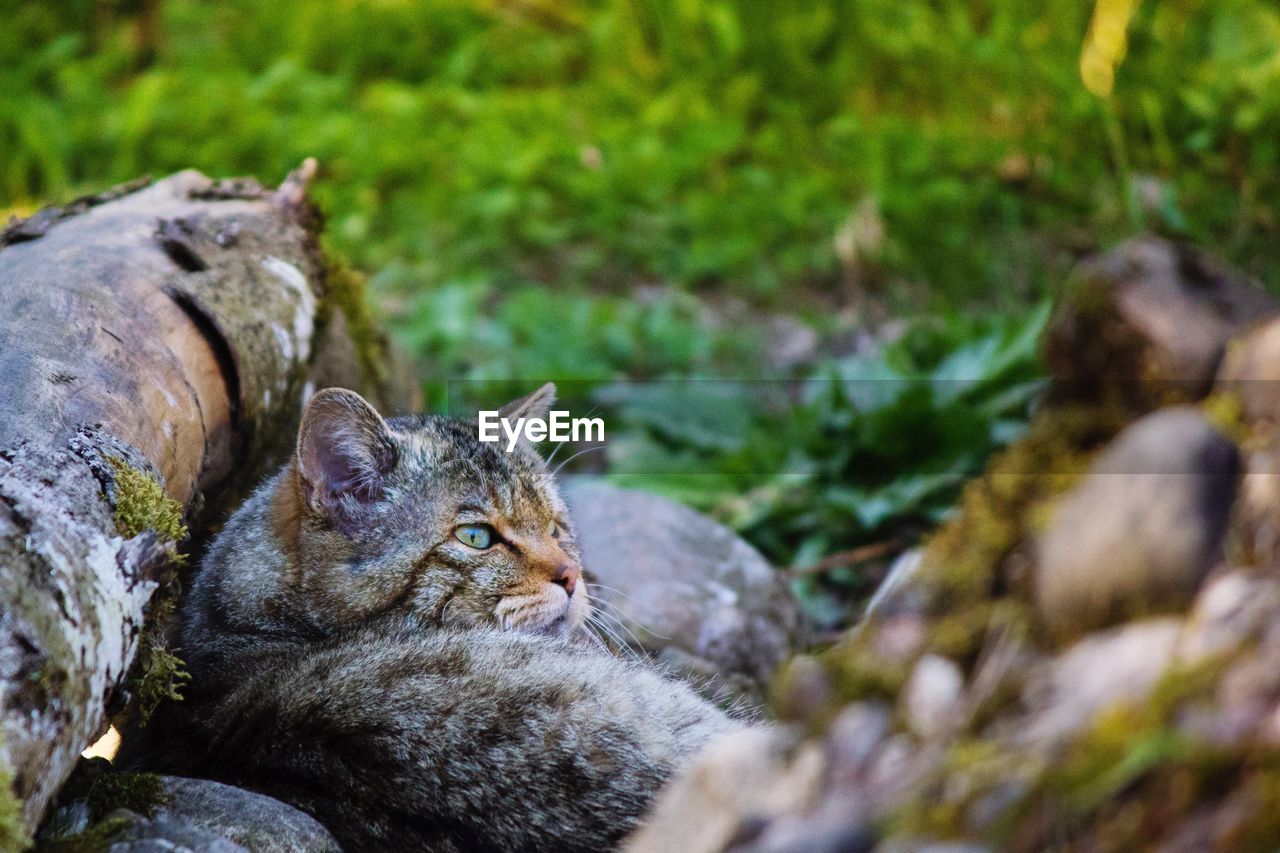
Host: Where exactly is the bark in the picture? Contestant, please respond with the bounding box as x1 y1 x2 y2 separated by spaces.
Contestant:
0 163 408 841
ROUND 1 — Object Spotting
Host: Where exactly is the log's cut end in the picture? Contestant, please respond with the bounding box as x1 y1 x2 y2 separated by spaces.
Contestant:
0 164 409 840
0 165 332 507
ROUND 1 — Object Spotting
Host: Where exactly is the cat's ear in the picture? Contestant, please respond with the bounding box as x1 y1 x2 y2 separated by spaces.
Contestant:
499 382 556 424
296 388 398 519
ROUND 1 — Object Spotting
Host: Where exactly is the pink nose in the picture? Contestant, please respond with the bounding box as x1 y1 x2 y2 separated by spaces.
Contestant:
553 564 580 597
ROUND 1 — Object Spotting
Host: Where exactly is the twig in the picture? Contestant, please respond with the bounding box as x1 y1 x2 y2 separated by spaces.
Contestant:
787 539 902 578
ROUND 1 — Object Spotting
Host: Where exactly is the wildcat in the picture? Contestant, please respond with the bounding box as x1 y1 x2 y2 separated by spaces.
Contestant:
117 384 744 851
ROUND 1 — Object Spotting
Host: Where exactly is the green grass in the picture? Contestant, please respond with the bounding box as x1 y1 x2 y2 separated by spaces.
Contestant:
6 2 1280 305
4 0 1278 609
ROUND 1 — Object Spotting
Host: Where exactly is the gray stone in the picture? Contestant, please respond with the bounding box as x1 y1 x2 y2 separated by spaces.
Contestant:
1045 237 1277 403
1216 316 1280 425
149 777 340 853
902 655 964 739
1215 319 1280 566
1033 407 1238 638
624 728 826 853
565 479 802 701
108 811 249 852
825 701 893 784
733 801 876 853
1017 618 1182 748
1178 571 1280 664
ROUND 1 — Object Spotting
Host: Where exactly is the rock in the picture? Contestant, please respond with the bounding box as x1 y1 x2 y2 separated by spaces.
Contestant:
623 728 826 853
1016 618 1182 748
731 797 876 853
565 479 802 701
1215 319 1280 567
1033 407 1238 638
44 776 340 853
1178 572 1280 664
149 777 341 853
1231 449 1280 567
901 655 964 738
825 702 893 785
1045 237 1277 406
871 614 928 665
107 810 249 852
1216 316 1280 426
772 655 835 724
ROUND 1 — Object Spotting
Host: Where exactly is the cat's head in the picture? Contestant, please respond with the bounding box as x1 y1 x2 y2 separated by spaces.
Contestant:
266 383 588 639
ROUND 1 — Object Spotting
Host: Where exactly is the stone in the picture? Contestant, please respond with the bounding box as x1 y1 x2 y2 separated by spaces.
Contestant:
148 777 341 853
1178 571 1280 664
51 777 342 853
733 798 877 853
564 479 802 701
1044 237 1277 405
902 655 965 738
773 655 835 724
822 701 894 800
623 728 826 853
1215 320 1280 567
107 810 249 852
1216 316 1280 426
1033 407 1238 638
1017 618 1182 748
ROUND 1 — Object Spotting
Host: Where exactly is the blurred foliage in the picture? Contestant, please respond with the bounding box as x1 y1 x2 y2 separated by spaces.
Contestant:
5 1 1280 302
3 0 1275 606
604 303 1050 624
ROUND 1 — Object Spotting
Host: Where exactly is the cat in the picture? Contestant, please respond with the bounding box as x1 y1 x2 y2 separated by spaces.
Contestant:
117 384 745 851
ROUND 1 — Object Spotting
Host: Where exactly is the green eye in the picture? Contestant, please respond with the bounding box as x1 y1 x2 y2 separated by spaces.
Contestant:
455 524 494 549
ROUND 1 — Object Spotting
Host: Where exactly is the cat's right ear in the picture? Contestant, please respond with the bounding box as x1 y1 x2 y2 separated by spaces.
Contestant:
296 388 398 523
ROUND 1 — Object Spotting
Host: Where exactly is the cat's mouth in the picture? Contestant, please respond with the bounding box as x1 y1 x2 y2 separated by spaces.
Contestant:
493 585 589 637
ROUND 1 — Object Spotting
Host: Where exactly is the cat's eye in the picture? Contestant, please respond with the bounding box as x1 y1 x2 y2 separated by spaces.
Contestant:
548 521 559 539
455 524 494 549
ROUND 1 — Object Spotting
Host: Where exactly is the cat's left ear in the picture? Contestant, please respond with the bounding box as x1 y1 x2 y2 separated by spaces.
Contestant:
296 388 398 523
499 382 556 424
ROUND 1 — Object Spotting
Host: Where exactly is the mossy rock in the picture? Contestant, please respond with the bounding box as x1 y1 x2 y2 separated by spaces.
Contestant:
811 399 1130 716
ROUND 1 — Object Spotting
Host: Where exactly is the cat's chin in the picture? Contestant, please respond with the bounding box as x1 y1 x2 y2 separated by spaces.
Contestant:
494 586 589 638
529 614 574 639
514 602 587 640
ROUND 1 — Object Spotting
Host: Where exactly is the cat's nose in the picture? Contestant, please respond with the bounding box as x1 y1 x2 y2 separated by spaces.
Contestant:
553 564 580 597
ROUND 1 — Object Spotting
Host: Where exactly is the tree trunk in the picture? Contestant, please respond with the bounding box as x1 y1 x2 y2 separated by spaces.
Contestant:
0 163 407 843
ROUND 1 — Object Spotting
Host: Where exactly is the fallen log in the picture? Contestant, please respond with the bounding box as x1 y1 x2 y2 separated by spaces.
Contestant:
0 162 408 845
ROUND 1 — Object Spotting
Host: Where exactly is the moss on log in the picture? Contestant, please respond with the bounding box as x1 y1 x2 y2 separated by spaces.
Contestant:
0 163 410 842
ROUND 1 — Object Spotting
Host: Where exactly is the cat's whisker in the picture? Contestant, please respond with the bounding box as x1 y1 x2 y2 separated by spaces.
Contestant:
589 605 651 652
588 614 646 664
586 578 655 617
584 613 634 658
544 438 569 467
582 581 644 608
579 625 610 653
587 595 668 645
547 402 604 468
584 613 622 648
552 445 605 476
